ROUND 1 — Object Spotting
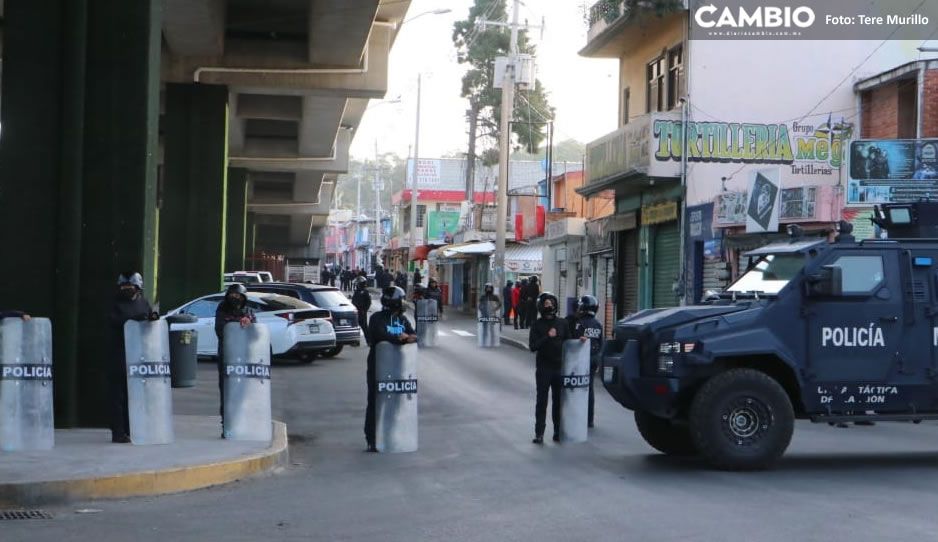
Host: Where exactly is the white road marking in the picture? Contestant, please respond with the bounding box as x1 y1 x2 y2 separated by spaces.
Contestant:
451 329 475 337
438 330 450 337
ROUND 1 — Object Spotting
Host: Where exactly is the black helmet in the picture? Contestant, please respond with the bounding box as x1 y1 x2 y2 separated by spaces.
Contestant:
354 276 367 289
428 278 438 288
506 280 513 287
520 278 528 286
536 292 559 317
381 286 406 312
225 283 247 308
117 272 144 290
529 276 539 285
484 282 494 294
576 295 599 316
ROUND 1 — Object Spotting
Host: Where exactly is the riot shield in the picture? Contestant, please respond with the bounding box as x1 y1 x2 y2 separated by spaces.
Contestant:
477 299 501 348
223 323 272 441
415 299 439 348
560 340 591 443
374 342 418 453
124 319 174 445
0 317 54 452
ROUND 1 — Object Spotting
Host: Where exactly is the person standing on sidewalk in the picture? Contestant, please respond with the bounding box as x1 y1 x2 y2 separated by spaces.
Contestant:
512 280 524 329
524 277 541 329
569 295 603 428
108 272 159 443
214 284 256 433
364 286 417 452
528 292 570 444
502 280 514 325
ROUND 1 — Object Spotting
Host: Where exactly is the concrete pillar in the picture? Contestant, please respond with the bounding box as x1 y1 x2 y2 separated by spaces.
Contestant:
159 83 229 311
226 168 249 272
0 0 163 426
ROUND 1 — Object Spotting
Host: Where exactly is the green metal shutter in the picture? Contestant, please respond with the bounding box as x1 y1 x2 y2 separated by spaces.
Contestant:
620 230 639 316
652 222 680 308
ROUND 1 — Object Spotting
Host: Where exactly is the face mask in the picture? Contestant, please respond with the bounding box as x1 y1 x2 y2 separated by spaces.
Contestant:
120 287 136 300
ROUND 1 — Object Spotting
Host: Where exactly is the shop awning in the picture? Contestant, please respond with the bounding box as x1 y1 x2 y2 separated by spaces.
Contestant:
410 245 431 261
505 244 543 274
439 241 496 258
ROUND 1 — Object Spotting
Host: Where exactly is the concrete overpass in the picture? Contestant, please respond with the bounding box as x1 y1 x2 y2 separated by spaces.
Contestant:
0 0 411 426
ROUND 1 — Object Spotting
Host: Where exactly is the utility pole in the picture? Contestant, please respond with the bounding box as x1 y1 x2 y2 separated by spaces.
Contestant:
374 139 381 272
408 74 423 273
355 175 362 270
493 0 521 295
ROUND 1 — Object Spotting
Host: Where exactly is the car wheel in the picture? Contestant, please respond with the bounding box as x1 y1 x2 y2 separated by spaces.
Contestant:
298 352 316 364
689 368 794 471
319 345 344 358
633 410 696 456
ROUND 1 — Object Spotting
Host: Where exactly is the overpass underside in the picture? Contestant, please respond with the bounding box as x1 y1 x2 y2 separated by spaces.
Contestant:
0 0 410 426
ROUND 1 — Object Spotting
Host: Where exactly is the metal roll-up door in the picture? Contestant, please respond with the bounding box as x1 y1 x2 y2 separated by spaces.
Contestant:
603 256 615 337
652 222 681 308
619 230 639 317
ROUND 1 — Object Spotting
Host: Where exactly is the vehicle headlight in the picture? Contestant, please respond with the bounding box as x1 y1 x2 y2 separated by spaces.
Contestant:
657 356 675 374
658 341 696 354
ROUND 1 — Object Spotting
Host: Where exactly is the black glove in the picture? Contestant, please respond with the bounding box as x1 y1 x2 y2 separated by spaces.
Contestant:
148 312 160 321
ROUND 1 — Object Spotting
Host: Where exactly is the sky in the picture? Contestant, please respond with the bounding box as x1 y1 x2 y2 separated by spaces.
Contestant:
349 0 620 161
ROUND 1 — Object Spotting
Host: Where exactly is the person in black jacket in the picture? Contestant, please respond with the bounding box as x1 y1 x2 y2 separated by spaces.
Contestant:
351 276 372 337
528 292 571 444
214 284 257 431
425 278 444 316
364 286 417 451
502 280 514 325
524 277 541 329
108 272 159 443
569 295 603 428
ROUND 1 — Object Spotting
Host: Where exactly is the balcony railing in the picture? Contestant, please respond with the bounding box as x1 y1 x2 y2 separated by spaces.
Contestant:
587 0 628 44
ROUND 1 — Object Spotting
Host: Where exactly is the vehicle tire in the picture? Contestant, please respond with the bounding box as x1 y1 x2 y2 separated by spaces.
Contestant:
689 368 794 471
633 411 696 456
298 352 316 364
319 345 344 358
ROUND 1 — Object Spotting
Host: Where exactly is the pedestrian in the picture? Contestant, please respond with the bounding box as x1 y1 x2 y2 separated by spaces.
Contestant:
328 267 337 287
569 295 603 428
364 286 417 452
529 292 570 444
516 279 528 329
320 266 329 285
502 280 514 325
413 268 422 289
214 283 256 435
524 277 541 329
351 276 372 338
425 278 444 316
107 272 159 443
512 281 522 329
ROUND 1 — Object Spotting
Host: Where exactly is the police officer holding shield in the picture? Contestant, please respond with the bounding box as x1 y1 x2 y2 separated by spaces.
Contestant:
364 286 417 452
569 295 603 428
351 276 372 337
108 272 159 443
425 278 444 316
215 284 256 432
528 292 571 444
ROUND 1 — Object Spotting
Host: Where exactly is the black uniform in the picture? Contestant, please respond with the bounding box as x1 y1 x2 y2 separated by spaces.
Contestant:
529 316 571 439
214 298 256 422
108 294 157 441
502 284 514 325
425 286 444 315
352 287 372 336
524 281 540 329
571 315 604 427
364 309 415 447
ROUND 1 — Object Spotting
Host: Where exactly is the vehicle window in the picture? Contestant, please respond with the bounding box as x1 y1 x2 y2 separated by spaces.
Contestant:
234 274 260 283
252 294 314 312
311 290 350 306
831 255 884 294
184 298 220 318
726 254 804 295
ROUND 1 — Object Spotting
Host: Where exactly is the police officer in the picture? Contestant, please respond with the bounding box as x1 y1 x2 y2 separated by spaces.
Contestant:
214 284 256 432
351 276 372 337
569 295 603 428
108 272 159 443
425 278 444 316
528 292 571 444
364 286 417 452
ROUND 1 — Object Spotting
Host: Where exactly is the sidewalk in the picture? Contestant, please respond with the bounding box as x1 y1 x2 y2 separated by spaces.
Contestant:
400 297 531 352
0 415 288 506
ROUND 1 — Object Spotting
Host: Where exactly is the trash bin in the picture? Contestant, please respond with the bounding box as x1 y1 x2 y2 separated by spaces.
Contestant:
166 313 199 388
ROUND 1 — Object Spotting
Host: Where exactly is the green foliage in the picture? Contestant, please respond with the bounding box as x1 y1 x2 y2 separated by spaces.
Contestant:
511 138 586 163
452 0 555 160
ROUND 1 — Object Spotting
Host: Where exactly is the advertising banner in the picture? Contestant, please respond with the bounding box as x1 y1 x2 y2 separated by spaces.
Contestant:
427 211 460 244
847 139 938 205
745 168 781 233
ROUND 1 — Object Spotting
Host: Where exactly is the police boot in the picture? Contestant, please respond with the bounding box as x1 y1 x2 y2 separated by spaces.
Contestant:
532 435 544 445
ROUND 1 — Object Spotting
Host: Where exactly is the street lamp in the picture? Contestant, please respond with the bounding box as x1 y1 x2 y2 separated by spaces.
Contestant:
402 8 452 25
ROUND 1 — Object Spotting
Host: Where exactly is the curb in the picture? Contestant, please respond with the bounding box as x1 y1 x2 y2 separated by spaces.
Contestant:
500 335 529 352
0 421 289 506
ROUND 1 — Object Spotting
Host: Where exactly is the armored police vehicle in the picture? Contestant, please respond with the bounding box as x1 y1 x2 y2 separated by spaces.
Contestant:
602 202 938 470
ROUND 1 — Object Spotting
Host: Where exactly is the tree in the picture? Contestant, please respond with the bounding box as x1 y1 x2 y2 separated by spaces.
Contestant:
334 153 407 218
452 0 556 178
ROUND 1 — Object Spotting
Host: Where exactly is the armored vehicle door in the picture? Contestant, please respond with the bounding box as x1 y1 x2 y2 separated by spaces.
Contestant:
805 248 907 411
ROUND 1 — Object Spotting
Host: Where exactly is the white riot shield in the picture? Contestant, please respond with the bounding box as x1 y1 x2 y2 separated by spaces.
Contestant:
223 323 272 441
560 340 591 443
124 319 174 445
375 342 418 453
415 299 439 348
477 299 501 348
0 317 54 452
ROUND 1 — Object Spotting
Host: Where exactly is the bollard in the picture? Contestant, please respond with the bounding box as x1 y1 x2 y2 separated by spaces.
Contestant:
223 323 272 441
124 319 175 445
477 300 501 348
374 342 418 453
415 299 439 348
0 317 54 452
560 340 591 443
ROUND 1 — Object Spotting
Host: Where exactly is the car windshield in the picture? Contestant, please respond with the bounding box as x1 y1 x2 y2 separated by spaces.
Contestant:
726 253 805 295
253 294 314 311
234 274 260 283
311 289 350 307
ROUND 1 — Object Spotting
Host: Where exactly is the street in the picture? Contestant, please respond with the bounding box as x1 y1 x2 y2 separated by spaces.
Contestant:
5 310 938 541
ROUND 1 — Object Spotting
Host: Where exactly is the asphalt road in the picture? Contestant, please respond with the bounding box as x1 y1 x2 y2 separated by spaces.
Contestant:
9 309 938 541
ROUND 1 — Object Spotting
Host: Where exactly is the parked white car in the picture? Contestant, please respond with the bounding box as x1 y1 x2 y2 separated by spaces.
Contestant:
166 292 336 363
